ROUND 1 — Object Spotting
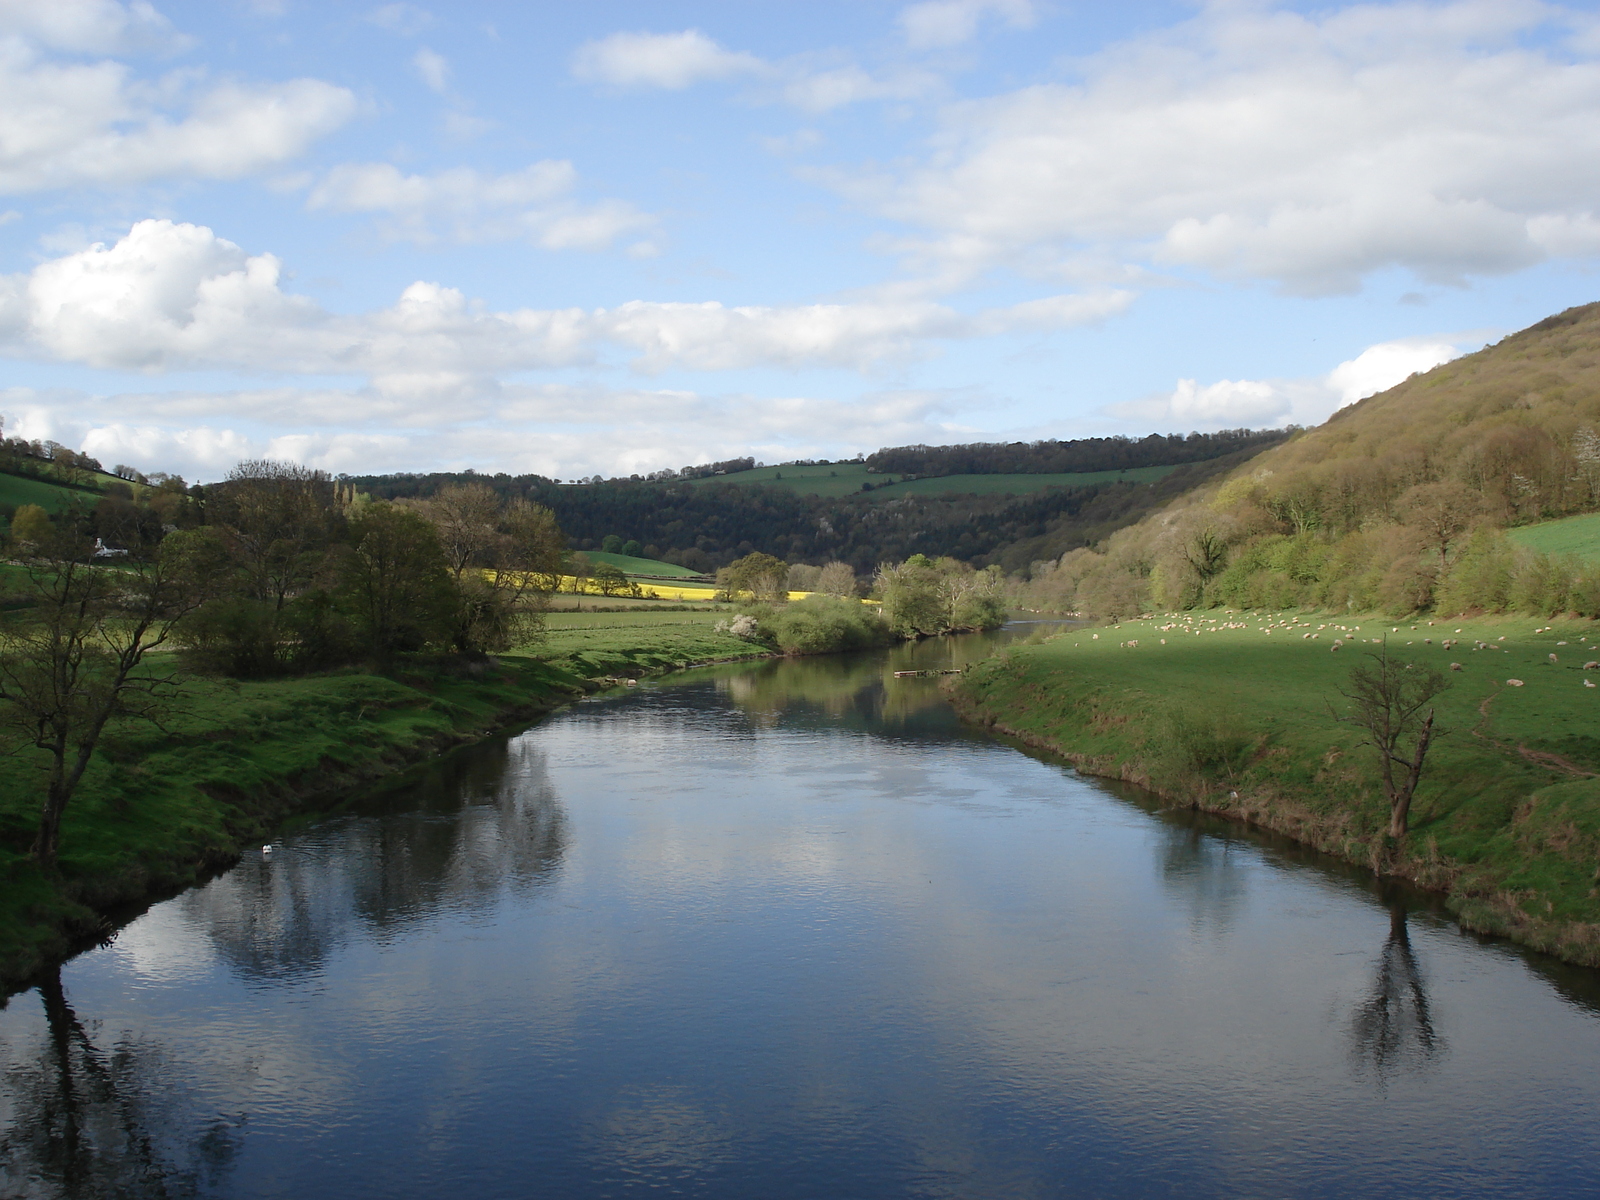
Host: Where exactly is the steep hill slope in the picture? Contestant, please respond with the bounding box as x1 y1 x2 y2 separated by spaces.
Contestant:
1026 302 1600 617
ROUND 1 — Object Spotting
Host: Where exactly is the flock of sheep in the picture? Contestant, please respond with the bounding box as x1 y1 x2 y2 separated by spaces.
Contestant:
1077 610 1600 690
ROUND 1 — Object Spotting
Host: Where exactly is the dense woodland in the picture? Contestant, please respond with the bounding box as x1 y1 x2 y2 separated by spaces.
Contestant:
348 436 1279 574
1023 303 1600 619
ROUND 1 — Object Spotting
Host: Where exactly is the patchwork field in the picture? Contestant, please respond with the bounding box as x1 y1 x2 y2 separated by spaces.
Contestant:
579 550 704 577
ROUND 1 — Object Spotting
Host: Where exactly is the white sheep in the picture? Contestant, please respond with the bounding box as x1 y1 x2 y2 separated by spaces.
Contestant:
1507 679 1525 687
1550 653 1559 664
1330 640 1344 651
1450 662 1463 671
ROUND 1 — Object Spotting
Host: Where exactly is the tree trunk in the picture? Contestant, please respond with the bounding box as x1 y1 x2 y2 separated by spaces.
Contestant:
1388 709 1436 838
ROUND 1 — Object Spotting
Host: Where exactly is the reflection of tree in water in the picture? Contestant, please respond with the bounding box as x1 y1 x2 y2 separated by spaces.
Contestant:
180 738 568 983
1158 823 1249 934
715 653 970 740
0 969 241 1198
1349 902 1445 1083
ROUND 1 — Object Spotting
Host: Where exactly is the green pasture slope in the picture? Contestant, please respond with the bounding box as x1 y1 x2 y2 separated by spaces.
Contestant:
579 550 704 577
679 460 1179 499
954 610 1600 964
0 471 103 513
1507 513 1600 560
540 610 765 676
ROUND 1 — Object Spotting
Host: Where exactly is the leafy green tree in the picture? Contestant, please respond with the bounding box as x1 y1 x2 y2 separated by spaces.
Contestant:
0 527 222 867
338 504 455 657
875 555 944 636
621 539 642 558
717 552 788 602
592 563 629 596
601 534 624 554
10 504 51 549
409 484 564 653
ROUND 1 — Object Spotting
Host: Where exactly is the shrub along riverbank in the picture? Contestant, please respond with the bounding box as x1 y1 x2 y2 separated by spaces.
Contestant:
950 609 1600 966
0 614 770 994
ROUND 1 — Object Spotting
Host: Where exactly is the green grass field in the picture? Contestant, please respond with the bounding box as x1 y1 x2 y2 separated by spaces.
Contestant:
579 550 704 576
537 610 762 675
675 459 1179 499
955 609 1600 963
0 471 102 514
1507 512 1600 560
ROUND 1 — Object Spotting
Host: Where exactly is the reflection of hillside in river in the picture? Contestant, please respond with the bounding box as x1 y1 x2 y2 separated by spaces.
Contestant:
0 968 242 1197
179 738 567 983
711 625 1063 741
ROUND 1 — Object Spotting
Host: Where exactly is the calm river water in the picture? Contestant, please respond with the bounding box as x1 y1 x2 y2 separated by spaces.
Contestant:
4 627 1600 1198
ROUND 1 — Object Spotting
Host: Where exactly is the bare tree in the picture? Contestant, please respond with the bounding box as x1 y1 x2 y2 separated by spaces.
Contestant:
1397 480 1480 566
1335 644 1451 838
0 526 221 867
815 561 858 598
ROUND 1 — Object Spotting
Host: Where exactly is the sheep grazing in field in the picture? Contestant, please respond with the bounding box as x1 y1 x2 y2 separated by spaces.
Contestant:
1450 662 1463 671
1507 679 1525 687
1586 662 1600 670
1587 679 1597 688
1330 640 1344 651
1550 653 1559 664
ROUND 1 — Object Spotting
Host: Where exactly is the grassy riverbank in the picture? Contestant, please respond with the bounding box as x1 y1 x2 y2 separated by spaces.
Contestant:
950 610 1600 965
0 612 767 991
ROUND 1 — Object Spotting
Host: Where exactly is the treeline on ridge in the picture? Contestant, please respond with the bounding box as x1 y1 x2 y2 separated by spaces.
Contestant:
348 439 1281 575
864 428 1290 477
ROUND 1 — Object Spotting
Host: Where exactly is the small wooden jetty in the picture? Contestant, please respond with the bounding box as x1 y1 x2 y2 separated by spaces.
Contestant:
893 669 961 678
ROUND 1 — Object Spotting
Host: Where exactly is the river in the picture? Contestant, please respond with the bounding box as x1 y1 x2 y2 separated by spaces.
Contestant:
3 627 1600 1198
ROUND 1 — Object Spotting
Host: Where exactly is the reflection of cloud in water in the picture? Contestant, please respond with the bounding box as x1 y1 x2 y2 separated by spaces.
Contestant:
176 739 568 984
106 902 218 985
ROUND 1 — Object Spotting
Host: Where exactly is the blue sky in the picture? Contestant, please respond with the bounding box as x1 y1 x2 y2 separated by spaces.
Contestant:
3 0 1600 481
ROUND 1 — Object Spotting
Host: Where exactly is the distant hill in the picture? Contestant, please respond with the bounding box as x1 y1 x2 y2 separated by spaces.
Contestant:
1024 301 1600 617
682 460 1183 499
351 432 1287 573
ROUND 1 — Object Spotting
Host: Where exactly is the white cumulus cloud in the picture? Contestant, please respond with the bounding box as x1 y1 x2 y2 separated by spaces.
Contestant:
0 40 356 194
0 219 1129 376
1106 334 1480 432
0 0 189 55
572 28 938 112
843 1 1600 293
306 161 655 249
898 0 1036 50
572 30 766 90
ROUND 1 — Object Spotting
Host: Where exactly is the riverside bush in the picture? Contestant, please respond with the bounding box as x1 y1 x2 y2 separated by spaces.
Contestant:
757 596 893 655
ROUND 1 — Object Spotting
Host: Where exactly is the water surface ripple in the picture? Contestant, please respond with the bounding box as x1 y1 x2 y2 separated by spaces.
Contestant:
4 629 1599 1198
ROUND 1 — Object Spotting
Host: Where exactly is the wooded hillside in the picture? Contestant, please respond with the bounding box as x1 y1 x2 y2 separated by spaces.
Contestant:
1024 302 1600 617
